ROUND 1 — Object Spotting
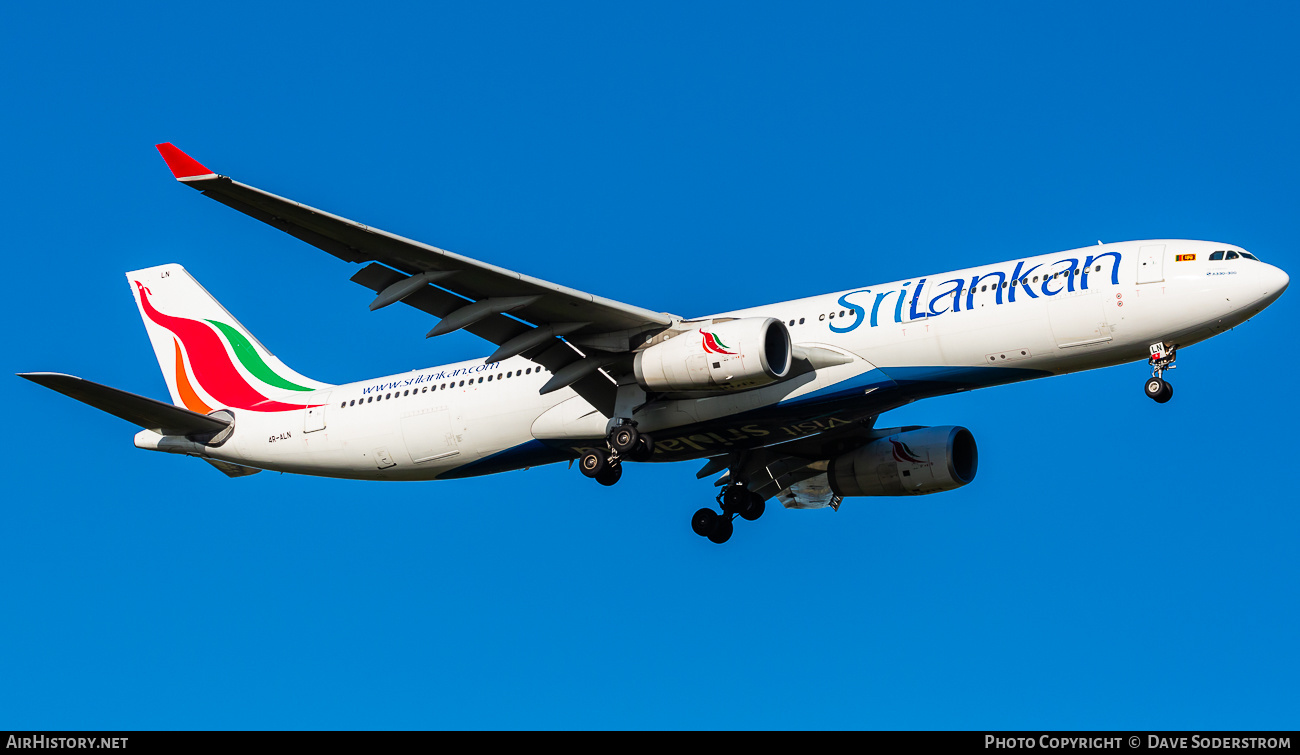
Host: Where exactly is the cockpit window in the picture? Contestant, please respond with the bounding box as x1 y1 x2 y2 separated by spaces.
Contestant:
1209 251 1225 261
1240 252 1260 261
1226 251 1240 260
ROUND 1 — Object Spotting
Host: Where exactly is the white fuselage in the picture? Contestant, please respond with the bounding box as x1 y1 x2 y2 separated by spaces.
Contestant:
138 239 1287 480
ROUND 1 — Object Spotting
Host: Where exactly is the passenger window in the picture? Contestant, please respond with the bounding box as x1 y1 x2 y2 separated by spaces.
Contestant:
799 318 805 324
1095 265 1101 272
487 375 493 382
819 314 825 321
1226 251 1239 260
828 312 835 319
459 380 465 387
839 310 846 317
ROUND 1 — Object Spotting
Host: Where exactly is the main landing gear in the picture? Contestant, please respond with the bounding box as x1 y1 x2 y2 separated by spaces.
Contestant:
578 422 654 487
1145 341 1177 404
691 483 766 544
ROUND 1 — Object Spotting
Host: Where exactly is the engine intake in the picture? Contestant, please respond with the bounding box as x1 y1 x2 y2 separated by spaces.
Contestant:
633 317 791 392
828 426 978 497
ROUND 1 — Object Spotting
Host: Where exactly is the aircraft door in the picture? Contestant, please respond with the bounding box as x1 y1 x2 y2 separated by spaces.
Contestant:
1136 244 1166 284
304 392 330 433
1047 295 1112 348
401 408 461 463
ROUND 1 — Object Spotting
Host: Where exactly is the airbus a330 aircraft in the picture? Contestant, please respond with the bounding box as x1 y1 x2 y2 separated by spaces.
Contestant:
20 144 1290 543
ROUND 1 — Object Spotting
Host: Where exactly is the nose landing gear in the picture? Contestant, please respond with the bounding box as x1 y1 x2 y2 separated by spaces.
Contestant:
1145 342 1177 403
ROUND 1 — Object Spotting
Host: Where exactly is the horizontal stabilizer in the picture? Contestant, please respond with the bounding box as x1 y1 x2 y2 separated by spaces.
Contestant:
203 458 262 477
17 372 231 436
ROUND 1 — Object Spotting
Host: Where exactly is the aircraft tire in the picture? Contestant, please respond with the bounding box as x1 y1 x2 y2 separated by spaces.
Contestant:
596 463 622 487
692 508 719 537
707 517 734 544
628 434 655 462
580 449 608 478
722 485 746 514
1145 378 1166 402
610 425 640 454
739 493 765 521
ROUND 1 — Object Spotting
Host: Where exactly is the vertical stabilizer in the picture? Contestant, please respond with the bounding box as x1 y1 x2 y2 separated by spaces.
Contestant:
128 264 332 413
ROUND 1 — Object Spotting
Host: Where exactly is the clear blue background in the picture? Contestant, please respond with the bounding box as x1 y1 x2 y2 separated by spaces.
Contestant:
2 1 1296 730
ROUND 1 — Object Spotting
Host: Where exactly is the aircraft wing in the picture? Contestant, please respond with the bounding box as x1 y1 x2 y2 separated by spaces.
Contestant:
698 416 885 509
156 144 680 415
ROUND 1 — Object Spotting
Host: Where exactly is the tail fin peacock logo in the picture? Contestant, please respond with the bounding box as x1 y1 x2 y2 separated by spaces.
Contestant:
135 281 319 414
700 330 739 356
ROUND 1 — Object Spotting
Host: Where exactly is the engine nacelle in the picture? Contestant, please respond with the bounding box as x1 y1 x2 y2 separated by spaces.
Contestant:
828 426 978 497
633 317 792 392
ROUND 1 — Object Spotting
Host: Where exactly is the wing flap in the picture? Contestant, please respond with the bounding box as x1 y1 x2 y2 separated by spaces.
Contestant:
348 263 618 413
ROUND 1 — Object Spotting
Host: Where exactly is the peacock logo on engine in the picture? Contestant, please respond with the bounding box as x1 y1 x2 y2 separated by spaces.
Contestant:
890 439 927 464
700 330 738 356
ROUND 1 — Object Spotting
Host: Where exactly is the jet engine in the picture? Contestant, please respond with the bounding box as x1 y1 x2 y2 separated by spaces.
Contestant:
633 317 792 392
828 426 978 497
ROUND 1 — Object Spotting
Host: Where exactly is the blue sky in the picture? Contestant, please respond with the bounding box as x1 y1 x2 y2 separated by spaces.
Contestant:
2 1 1297 730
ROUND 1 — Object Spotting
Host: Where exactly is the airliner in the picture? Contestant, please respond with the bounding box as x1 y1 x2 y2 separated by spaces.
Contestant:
19 144 1290 543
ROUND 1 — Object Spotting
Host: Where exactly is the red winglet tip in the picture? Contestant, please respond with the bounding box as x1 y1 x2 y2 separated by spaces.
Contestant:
155 143 214 179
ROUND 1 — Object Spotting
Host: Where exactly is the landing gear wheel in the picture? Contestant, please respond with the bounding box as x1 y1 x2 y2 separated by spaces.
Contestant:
610 425 640 454
1145 378 1173 404
707 516 734 544
692 508 719 537
595 463 623 486
628 434 655 462
579 449 608 478
722 485 746 514
739 492 765 521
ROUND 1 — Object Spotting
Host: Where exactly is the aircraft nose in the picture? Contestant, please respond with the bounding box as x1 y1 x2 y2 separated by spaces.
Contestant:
1256 262 1289 307
1263 263 1289 296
